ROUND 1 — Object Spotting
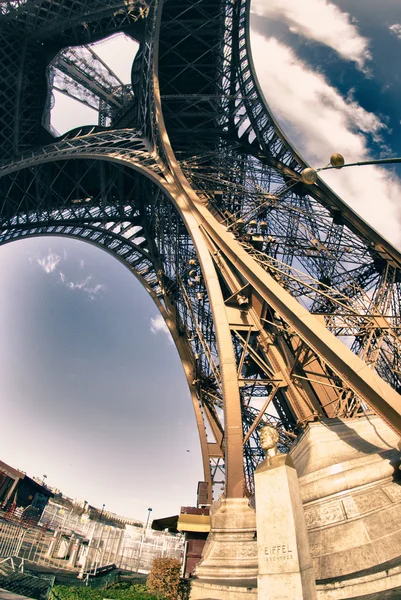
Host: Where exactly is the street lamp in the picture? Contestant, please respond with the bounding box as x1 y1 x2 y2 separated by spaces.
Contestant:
145 507 152 530
99 504 105 521
301 153 401 185
137 508 153 573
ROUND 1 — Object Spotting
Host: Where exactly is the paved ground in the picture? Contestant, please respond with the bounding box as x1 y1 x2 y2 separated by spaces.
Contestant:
0 589 33 600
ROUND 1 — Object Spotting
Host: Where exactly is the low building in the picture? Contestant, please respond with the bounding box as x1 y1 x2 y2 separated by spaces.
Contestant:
152 506 210 577
0 460 54 515
0 461 24 507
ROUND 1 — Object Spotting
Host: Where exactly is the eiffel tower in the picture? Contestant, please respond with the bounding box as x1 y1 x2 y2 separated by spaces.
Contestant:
1 1 401 597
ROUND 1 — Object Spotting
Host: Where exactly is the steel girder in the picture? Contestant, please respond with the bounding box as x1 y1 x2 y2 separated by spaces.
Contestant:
1 0 401 500
0 1 150 158
49 44 134 124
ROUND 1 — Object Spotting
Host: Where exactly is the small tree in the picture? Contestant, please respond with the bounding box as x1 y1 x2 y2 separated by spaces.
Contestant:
147 558 181 600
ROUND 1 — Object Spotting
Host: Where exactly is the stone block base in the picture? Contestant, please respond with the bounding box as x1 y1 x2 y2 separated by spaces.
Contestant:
190 497 257 599
190 578 257 600
290 416 401 598
315 558 401 599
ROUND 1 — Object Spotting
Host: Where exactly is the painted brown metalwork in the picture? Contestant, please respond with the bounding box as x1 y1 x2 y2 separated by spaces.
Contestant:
1 0 401 502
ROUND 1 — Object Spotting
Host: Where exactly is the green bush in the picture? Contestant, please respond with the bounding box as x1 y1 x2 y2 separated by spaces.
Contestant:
146 558 181 600
178 579 190 600
49 583 160 600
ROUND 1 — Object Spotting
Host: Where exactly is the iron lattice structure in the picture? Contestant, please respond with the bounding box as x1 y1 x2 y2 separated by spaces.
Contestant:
1 0 401 500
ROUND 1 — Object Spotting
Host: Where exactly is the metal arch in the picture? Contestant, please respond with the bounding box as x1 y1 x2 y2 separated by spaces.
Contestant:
0 148 243 500
0 224 160 301
155 3 401 358
0 133 285 498
0 130 162 179
152 3 247 497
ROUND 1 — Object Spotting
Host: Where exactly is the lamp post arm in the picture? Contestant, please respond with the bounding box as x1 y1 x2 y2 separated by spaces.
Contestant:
317 157 401 172
301 154 401 185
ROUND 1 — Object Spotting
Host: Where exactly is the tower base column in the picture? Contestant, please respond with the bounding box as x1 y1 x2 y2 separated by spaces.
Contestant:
190 497 257 600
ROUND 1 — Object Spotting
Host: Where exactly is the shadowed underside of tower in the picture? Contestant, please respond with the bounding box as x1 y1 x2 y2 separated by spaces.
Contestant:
1 0 401 504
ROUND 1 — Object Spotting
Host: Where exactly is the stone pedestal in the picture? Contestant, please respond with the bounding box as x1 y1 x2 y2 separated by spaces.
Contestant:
190 497 257 600
255 453 317 599
290 416 401 599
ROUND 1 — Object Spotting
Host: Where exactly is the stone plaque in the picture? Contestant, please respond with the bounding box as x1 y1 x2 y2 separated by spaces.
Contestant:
304 500 344 529
353 488 390 514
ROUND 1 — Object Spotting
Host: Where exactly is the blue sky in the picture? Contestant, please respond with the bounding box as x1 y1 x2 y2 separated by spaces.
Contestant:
1 1 401 521
251 0 401 247
0 238 203 521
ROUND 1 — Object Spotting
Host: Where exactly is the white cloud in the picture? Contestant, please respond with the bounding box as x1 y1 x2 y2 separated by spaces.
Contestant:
64 275 105 300
150 315 173 343
251 32 401 248
150 314 169 335
34 250 105 299
251 0 370 69
36 252 61 274
389 24 401 40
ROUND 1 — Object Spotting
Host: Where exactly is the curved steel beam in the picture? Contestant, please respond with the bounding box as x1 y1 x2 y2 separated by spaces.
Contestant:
153 0 246 498
0 132 247 497
151 1 401 440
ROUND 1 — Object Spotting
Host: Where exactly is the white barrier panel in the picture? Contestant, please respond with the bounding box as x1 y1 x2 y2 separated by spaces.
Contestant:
0 519 25 558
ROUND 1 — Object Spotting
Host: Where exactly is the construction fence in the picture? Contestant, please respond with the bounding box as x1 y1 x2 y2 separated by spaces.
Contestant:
0 519 26 560
0 507 184 576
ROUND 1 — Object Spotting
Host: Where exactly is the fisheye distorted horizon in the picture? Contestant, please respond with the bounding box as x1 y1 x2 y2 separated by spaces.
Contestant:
1 0 401 522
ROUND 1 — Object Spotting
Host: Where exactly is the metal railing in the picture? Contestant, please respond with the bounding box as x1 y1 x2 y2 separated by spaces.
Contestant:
0 520 26 559
0 512 184 576
0 556 25 572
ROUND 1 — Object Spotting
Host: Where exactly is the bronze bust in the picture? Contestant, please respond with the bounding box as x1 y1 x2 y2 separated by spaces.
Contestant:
259 425 279 463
